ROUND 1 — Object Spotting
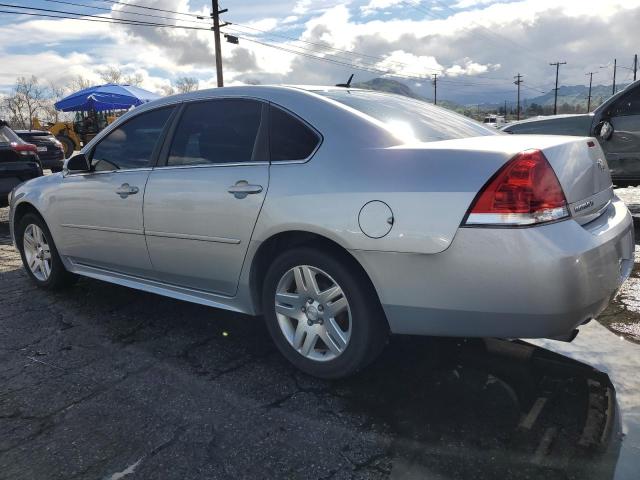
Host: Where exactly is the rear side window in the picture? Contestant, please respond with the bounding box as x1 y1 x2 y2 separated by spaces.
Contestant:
167 99 265 166
0 126 20 144
92 107 174 171
269 105 320 161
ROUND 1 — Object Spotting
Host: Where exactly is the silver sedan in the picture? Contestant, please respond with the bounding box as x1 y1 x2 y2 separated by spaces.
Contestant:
8 86 635 378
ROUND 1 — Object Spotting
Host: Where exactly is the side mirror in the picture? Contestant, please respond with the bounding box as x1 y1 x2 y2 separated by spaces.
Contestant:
65 153 91 173
596 120 614 141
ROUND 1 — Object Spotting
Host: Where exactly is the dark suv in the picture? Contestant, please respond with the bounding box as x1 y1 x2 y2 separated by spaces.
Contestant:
0 121 43 207
15 130 65 172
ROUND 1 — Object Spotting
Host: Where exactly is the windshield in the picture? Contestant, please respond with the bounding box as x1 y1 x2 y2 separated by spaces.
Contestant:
316 89 498 143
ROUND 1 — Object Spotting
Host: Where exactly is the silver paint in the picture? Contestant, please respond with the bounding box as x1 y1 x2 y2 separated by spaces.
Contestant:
8 85 635 340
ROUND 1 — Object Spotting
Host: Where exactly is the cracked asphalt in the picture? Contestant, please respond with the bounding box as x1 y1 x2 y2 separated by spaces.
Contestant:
1 197 640 480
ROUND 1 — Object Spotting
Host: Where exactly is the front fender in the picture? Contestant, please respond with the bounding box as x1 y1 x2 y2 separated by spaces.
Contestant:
9 173 63 247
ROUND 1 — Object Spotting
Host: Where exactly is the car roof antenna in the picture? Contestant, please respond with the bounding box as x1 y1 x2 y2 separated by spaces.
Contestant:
336 74 354 88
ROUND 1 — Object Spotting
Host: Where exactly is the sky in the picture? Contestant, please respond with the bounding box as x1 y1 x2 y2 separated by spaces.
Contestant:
1 0 639 104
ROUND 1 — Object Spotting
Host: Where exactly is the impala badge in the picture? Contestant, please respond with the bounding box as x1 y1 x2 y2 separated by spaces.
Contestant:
574 200 594 213
596 159 606 171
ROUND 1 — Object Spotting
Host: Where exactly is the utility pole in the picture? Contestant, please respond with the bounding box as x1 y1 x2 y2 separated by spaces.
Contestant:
549 61 566 115
514 73 523 121
612 58 617 95
634 54 637 81
586 71 595 112
504 100 507 119
432 74 437 105
211 0 227 87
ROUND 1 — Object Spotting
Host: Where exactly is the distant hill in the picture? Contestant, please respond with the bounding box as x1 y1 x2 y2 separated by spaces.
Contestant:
353 77 423 99
523 84 626 109
348 76 636 118
352 77 461 111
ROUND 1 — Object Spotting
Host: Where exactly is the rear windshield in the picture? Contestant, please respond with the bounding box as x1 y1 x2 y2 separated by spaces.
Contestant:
0 126 20 144
316 90 498 143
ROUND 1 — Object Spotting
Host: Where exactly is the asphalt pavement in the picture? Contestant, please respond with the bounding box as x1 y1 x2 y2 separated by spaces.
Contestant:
1 201 639 480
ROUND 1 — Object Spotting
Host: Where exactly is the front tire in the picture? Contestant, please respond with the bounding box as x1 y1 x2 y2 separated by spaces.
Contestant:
262 247 388 379
16 213 76 289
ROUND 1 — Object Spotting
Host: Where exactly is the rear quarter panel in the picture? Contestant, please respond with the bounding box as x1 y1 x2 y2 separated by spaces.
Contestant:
254 139 513 254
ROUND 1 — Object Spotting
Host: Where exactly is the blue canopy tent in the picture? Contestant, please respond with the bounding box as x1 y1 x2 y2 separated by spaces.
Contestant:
54 83 160 112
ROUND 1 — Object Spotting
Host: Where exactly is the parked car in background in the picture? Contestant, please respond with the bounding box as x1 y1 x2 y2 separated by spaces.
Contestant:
483 114 506 128
503 79 640 186
0 121 42 207
8 86 634 378
14 130 65 172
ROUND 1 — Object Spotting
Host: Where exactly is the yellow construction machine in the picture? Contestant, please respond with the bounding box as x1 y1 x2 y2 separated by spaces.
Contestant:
33 111 118 158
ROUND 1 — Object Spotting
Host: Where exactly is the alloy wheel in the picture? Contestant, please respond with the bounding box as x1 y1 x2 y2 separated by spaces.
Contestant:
23 224 52 282
274 265 351 362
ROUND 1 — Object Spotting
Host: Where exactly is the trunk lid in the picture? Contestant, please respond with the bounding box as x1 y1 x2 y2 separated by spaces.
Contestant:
426 134 614 224
539 136 613 224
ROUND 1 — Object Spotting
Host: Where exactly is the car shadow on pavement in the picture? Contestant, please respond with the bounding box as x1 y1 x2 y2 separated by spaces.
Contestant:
0 254 622 480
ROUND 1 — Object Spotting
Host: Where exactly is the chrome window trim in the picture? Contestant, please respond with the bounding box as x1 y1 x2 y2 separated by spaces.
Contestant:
64 167 153 177
153 161 269 170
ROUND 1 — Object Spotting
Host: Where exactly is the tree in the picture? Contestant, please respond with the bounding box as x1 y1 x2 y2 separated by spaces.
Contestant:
97 66 143 86
1 76 47 129
160 85 175 96
40 81 65 124
69 75 92 91
174 77 199 93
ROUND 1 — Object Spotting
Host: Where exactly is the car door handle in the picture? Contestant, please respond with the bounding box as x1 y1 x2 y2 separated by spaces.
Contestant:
115 183 139 198
227 181 263 199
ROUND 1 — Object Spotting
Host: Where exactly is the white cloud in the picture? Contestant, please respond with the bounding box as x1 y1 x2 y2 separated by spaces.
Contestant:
360 0 404 16
376 50 443 77
1 0 640 105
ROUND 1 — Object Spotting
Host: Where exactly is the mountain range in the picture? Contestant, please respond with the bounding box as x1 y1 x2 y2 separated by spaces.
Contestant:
353 77 632 114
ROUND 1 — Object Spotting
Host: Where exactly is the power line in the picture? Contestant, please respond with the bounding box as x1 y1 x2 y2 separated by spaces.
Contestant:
1 6 548 96
225 25 546 91
95 0 205 19
402 0 547 65
227 22 446 73
26 1 548 93
0 3 211 30
42 0 211 25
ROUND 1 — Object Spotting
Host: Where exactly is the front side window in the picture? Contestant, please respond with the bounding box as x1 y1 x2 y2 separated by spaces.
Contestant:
91 107 174 171
610 88 640 117
167 99 265 166
270 105 320 161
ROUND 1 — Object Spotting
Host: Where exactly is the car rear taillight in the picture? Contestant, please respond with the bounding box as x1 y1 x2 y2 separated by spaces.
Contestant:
464 149 569 226
12 142 38 156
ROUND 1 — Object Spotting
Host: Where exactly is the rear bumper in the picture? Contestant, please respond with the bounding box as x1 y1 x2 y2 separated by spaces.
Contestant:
0 162 42 202
351 198 634 339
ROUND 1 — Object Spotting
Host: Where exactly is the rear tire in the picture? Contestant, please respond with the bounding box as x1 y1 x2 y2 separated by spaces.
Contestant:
262 246 388 379
16 213 77 289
